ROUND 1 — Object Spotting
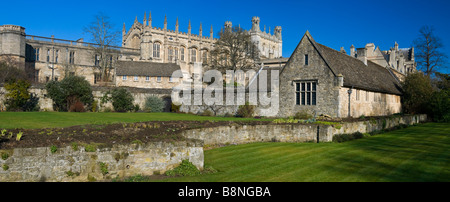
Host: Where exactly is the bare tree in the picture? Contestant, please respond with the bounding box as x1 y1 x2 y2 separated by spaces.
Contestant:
413 26 448 76
210 25 259 73
84 12 120 82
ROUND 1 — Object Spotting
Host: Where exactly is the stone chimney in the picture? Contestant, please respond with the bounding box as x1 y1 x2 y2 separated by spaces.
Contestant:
356 48 368 65
350 45 355 57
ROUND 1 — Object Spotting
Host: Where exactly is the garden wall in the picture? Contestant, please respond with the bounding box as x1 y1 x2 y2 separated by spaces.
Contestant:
0 140 203 182
180 114 428 146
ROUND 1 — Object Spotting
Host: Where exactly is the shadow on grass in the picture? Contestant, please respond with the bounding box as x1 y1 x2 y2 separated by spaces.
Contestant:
321 123 450 182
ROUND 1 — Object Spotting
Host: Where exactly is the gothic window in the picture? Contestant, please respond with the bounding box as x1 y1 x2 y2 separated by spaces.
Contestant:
157 76 162 82
55 50 59 63
131 35 140 49
295 81 316 105
153 43 161 58
69 51 75 64
122 75 127 80
175 48 178 61
190 48 197 63
304 54 309 66
180 47 185 61
168 47 174 62
146 76 150 81
94 54 100 66
202 50 208 64
47 49 50 62
35 48 40 61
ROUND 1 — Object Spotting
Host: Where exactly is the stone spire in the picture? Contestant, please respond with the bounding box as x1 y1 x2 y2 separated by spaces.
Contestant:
210 24 213 39
175 17 179 33
164 15 167 30
199 23 203 37
122 23 126 36
143 12 147 26
188 19 191 35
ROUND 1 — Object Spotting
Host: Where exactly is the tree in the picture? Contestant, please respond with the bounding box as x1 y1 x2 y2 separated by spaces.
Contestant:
84 12 120 83
0 60 28 84
110 88 134 112
45 76 94 111
210 25 259 73
413 26 448 76
401 72 433 114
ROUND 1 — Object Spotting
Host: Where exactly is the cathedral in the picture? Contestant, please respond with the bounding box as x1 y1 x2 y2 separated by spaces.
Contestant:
0 14 283 89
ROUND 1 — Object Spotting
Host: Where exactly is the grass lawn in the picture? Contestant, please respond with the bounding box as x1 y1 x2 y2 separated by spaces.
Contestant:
150 122 450 182
0 112 271 129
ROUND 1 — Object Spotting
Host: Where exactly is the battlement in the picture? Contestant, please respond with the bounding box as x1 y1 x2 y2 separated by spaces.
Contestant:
0 25 25 34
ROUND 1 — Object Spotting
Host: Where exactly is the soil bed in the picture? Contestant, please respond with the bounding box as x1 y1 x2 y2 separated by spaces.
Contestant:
0 120 271 150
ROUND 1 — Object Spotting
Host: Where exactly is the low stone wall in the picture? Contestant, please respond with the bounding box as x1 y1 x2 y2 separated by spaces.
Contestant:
0 140 203 182
180 114 428 146
181 124 328 146
329 114 428 136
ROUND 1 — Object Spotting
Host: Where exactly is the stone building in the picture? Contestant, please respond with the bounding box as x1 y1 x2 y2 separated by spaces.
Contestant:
278 31 402 118
0 14 282 88
348 42 416 81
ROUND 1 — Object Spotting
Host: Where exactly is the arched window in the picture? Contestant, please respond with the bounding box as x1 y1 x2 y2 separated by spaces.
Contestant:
153 42 161 58
180 47 185 61
190 48 197 63
202 50 208 64
131 35 140 49
168 46 174 62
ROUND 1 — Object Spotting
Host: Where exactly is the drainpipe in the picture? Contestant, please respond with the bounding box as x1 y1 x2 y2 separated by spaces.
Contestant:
347 86 353 117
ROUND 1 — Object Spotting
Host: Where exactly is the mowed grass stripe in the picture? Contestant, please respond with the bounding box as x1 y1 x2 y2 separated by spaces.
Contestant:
153 122 449 182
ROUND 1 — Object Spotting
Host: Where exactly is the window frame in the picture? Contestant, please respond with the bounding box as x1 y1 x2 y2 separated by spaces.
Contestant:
295 80 317 106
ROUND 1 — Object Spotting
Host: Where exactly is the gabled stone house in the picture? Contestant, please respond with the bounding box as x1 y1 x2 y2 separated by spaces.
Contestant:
277 31 402 118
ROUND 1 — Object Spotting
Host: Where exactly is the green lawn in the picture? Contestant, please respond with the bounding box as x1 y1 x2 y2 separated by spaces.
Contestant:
0 112 270 129
152 122 450 182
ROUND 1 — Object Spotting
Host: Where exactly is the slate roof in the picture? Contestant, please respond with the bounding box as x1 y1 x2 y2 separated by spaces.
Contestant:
316 43 402 95
116 61 181 77
281 31 402 95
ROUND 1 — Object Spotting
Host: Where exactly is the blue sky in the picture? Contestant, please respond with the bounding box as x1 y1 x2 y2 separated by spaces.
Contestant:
1 0 449 72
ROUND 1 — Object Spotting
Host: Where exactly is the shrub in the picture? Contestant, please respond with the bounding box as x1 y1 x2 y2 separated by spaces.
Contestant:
45 75 94 112
111 88 134 112
332 132 364 143
144 96 165 112
165 159 201 177
429 89 450 122
69 100 85 112
401 72 433 114
236 102 255 118
4 79 32 111
91 100 99 112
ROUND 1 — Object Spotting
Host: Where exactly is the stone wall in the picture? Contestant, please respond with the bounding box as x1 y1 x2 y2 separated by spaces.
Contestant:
0 140 203 182
180 114 427 146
